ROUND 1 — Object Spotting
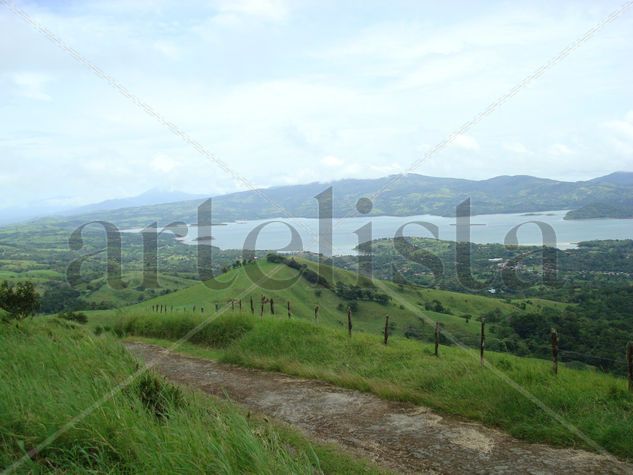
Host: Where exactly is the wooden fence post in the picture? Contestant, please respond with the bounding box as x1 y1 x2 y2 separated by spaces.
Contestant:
551 328 559 375
384 315 389 345
231 299 235 311
239 299 242 313
434 322 440 357
287 301 291 318
314 304 319 321
480 318 486 367
347 307 353 338
270 298 275 315
627 342 632 393
260 296 264 317
201 307 204 313
250 296 254 315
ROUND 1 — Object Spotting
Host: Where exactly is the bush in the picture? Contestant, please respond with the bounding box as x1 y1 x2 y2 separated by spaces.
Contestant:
57 311 88 324
0 280 40 321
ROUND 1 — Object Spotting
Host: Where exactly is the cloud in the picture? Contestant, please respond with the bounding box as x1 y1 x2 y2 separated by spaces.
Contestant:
605 111 633 140
153 40 180 59
11 72 53 101
214 0 288 22
151 154 181 173
451 134 480 151
320 155 344 167
503 142 529 154
604 111 633 155
547 144 573 156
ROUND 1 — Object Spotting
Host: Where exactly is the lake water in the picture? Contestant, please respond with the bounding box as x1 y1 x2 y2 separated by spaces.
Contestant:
177 210 633 255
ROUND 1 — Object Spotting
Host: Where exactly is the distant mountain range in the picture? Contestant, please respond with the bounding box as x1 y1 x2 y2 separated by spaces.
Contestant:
23 171 633 228
62 189 208 216
0 189 207 226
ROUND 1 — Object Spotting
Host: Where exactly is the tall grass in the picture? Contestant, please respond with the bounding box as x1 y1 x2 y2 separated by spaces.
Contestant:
117 313 633 459
0 318 320 473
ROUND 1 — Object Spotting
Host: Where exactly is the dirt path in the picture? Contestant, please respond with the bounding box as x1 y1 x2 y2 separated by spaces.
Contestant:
126 343 633 474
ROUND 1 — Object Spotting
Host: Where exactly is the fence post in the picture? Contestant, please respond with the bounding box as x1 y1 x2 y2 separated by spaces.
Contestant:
314 304 320 321
287 301 291 318
239 299 242 313
551 328 559 375
480 318 486 367
260 296 264 317
270 298 275 315
201 307 204 313
231 299 235 311
347 307 352 338
250 296 254 315
434 322 440 357
627 342 632 393
384 315 389 345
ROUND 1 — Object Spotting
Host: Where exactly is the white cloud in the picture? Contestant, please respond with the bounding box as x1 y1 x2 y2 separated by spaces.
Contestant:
320 155 344 167
151 154 181 173
214 0 288 22
153 40 180 59
451 134 480 151
547 143 573 156
503 142 529 154
605 111 633 140
11 72 53 101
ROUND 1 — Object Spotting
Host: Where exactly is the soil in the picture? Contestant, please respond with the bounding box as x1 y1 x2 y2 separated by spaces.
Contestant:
126 342 633 474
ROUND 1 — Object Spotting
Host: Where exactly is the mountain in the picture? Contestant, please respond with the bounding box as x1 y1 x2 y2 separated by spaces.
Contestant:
64 189 208 216
8 172 633 229
587 171 633 187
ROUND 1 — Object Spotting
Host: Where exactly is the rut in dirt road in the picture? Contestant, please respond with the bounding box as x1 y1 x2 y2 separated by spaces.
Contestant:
126 343 633 475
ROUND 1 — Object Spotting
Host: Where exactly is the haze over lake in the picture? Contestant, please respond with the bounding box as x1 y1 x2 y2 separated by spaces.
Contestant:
177 210 633 255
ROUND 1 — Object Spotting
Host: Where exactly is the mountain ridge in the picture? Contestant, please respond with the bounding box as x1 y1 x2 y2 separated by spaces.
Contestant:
9 172 633 228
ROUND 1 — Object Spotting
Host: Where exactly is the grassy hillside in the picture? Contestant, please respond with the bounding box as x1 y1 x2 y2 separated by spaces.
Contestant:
90 257 566 349
115 313 633 459
0 319 382 473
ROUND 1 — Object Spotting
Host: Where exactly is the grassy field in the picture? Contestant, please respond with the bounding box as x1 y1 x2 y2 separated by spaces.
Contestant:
115 313 633 460
0 318 384 474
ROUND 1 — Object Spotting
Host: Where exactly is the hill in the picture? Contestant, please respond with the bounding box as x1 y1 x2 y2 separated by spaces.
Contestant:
90 256 566 350
564 201 633 220
14 172 633 229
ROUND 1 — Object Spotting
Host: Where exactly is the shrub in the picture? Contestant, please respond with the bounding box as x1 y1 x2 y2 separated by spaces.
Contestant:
0 281 40 321
57 311 88 324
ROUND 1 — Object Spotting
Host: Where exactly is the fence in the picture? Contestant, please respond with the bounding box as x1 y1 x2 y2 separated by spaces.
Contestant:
148 299 633 391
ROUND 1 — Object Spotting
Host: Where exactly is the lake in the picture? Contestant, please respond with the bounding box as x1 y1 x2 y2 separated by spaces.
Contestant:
177 210 633 255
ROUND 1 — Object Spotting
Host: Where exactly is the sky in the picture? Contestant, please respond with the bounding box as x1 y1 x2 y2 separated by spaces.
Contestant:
1 0 633 212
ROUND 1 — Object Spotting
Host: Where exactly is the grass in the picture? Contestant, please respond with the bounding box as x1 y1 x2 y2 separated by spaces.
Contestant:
89 258 568 348
115 312 633 460
0 318 385 474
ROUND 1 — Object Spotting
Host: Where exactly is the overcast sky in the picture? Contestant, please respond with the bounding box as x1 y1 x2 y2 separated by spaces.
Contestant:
1 0 632 211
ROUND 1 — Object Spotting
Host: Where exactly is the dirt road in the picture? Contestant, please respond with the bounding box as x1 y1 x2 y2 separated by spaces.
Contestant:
126 342 633 474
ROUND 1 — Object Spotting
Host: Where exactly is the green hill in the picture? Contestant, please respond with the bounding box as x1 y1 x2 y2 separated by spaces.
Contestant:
91 256 566 349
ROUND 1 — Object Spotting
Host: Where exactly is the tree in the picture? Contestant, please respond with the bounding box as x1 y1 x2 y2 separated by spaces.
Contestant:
0 281 40 321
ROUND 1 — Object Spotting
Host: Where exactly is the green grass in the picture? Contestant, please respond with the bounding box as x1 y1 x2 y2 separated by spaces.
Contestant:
90 258 566 348
0 319 385 474
115 313 633 460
